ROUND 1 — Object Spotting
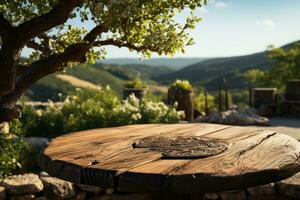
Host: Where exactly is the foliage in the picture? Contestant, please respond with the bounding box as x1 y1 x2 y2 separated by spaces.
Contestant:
11 88 183 138
114 95 184 125
61 87 120 132
244 69 266 86
193 92 215 115
1 0 206 64
0 134 27 179
171 80 193 91
230 89 249 109
124 77 147 89
10 104 64 138
245 43 300 91
264 43 300 90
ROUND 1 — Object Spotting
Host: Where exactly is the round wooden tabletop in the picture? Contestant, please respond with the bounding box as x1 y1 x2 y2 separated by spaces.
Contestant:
40 123 300 193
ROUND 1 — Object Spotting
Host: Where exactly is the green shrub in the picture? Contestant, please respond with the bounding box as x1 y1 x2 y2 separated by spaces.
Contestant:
171 80 192 91
62 88 120 132
194 93 215 115
10 104 64 138
0 134 27 179
12 88 183 138
124 77 147 89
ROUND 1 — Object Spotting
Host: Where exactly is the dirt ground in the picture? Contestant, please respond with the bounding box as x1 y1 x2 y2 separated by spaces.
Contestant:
250 117 300 140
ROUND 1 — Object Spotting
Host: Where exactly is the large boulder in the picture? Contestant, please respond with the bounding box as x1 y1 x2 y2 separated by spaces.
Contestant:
39 172 77 199
196 108 270 126
0 173 43 195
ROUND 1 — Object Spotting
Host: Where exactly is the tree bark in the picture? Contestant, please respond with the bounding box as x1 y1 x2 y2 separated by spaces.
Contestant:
0 1 85 123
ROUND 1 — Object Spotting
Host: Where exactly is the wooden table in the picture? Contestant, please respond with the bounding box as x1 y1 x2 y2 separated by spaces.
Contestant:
39 123 300 194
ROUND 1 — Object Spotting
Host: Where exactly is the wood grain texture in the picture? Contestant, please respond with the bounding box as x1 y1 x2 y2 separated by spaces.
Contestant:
39 123 300 193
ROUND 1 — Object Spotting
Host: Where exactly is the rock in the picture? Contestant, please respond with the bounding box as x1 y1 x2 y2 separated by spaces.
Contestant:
72 192 87 200
276 172 300 199
104 188 114 195
35 197 49 200
204 193 219 199
77 184 103 193
247 183 275 195
9 194 35 200
248 195 293 200
196 108 270 126
219 190 247 200
1 173 43 195
40 174 77 199
0 186 6 200
39 171 50 177
91 194 152 200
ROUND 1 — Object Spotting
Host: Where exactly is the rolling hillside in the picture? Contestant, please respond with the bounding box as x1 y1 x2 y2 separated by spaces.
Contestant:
155 40 299 91
100 58 208 70
24 40 299 101
25 63 173 101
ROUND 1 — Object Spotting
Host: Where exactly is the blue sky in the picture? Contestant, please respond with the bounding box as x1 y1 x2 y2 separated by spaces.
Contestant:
23 0 300 59
105 0 300 58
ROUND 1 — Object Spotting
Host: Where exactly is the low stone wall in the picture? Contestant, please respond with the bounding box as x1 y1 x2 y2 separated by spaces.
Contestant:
1 172 300 200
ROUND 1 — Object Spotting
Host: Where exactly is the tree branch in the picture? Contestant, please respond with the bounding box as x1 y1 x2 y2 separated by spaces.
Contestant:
17 0 84 39
26 40 51 56
84 25 109 43
0 43 90 106
0 13 13 37
16 64 29 77
94 39 159 52
0 23 109 123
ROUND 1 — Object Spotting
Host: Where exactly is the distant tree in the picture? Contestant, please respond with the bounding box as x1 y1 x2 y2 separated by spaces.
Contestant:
265 43 300 89
245 43 300 90
0 0 207 123
244 69 265 86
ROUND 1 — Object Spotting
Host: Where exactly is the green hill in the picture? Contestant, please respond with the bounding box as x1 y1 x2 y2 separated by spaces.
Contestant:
26 75 76 101
100 58 208 70
24 40 299 101
25 63 174 101
154 40 299 91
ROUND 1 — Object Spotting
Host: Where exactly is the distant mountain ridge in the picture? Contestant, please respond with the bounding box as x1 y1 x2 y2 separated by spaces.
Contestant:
100 58 209 69
155 40 300 91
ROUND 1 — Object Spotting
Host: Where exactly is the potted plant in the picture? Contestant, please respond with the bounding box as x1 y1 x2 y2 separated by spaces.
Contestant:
168 80 194 121
123 77 147 100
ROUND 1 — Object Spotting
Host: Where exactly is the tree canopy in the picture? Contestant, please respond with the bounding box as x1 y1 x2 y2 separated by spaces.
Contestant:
0 0 207 122
245 43 300 90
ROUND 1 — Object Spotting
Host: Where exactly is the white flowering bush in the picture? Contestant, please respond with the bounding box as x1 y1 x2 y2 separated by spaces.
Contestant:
62 87 120 133
11 88 184 138
113 95 184 125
